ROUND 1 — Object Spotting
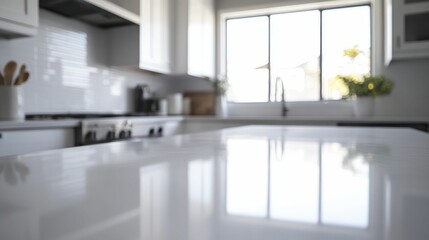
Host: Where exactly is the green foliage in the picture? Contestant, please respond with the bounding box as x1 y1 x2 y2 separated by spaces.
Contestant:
213 75 229 96
337 75 394 97
343 45 362 59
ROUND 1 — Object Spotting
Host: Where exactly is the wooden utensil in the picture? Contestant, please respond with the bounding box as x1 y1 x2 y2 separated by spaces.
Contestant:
21 72 30 85
4 61 17 85
0 72 4 85
14 64 26 85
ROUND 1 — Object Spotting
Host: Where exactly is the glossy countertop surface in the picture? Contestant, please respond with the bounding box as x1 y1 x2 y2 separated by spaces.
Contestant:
1 126 429 240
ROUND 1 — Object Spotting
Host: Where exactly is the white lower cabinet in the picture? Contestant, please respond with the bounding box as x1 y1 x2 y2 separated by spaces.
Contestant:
0 0 38 38
0 128 74 157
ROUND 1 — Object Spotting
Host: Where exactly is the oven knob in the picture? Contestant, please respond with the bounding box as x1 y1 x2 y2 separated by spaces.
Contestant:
119 130 125 139
106 130 115 140
119 130 131 139
126 130 132 138
85 131 97 143
157 127 163 136
149 128 155 137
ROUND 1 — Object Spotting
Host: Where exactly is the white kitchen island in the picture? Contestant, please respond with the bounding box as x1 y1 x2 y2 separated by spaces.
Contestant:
1 125 429 240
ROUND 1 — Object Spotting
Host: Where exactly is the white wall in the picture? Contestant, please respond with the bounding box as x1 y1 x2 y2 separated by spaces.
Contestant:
0 10 177 114
217 0 429 118
379 59 429 117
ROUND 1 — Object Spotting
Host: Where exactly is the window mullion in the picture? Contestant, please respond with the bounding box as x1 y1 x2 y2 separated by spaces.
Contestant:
319 10 323 101
268 15 272 102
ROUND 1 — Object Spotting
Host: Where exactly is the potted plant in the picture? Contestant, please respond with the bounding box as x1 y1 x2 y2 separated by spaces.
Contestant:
213 75 229 117
337 75 394 117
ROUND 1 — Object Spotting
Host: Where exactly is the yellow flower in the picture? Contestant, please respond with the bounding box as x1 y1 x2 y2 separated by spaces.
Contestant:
368 83 374 90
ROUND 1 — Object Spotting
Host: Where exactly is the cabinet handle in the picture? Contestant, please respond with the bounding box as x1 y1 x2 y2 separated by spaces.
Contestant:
0 133 2 139
396 36 401 49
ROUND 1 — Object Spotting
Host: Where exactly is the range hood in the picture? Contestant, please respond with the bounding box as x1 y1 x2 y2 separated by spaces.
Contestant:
40 0 140 28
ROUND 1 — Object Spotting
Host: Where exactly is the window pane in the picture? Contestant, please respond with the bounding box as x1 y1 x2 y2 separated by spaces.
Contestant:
322 6 371 100
270 11 320 102
226 17 269 102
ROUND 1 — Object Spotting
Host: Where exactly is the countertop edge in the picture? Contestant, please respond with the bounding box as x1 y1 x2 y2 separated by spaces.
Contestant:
183 116 429 124
1 115 429 131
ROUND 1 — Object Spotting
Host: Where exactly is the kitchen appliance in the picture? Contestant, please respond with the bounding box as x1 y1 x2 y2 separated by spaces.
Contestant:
135 85 162 115
39 0 138 28
26 113 168 146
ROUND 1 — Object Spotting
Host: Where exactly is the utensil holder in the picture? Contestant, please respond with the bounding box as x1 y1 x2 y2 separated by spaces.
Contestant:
0 86 25 121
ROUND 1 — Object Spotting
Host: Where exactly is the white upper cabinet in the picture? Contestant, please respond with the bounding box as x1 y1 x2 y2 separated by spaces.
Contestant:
140 0 215 78
140 0 172 74
385 0 429 64
187 0 215 78
0 0 38 38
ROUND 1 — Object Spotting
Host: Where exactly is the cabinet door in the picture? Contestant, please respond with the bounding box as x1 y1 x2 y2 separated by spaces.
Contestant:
0 129 74 157
188 0 215 78
0 0 38 27
140 0 172 74
393 0 429 58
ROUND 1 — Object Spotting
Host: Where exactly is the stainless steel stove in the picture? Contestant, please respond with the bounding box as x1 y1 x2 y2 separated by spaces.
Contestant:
26 113 168 146
76 118 134 145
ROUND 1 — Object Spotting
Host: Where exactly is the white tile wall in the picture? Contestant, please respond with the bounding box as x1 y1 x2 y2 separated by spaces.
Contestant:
0 10 175 114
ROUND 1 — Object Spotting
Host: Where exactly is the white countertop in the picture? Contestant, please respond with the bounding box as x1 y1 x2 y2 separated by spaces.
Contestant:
1 125 429 240
1 115 428 131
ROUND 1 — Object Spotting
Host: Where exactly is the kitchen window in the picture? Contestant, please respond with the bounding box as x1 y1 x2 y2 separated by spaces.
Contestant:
225 5 371 103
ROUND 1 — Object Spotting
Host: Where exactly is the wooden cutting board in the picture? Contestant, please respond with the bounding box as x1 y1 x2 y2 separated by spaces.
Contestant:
183 91 215 115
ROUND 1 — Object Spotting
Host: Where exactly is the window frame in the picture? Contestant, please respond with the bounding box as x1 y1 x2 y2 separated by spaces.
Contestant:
223 3 373 103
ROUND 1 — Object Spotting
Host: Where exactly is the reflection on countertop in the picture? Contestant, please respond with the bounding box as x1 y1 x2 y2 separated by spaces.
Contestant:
1 126 429 240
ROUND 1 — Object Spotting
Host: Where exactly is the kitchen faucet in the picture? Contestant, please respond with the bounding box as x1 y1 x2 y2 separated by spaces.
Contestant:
274 77 289 117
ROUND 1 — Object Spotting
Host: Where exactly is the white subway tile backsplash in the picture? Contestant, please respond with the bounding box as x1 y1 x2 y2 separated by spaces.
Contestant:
0 10 173 114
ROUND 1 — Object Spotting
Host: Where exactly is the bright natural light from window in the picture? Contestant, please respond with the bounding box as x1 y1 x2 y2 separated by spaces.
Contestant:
322 6 371 100
271 11 320 101
226 5 371 102
321 143 369 228
226 138 370 228
226 17 269 102
226 138 269 217
270 141 319 223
